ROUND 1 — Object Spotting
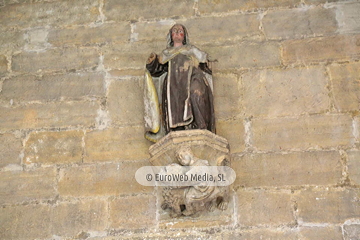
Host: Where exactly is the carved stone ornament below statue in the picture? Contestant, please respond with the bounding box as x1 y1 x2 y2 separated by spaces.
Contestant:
148 130 232 217
144 24 232 217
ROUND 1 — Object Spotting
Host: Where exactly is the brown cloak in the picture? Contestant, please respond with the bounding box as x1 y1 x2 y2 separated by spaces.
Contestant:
144 45 215 142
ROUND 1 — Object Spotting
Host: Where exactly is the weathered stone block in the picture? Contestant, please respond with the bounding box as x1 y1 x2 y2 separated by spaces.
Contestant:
216 119 245 153
206 42 281 70
84 126 151 162
213 73 243 120
52 199 108 237
347 150 360 185
335 2 360 34
233 151 342 188
242 67 330 118
1 0 30 6
107 234 220 240
134 21 176 43
328 62 360 112
282 35 360 65
303 0 338 4
298 226 343 240
102 42 161 70
24 130 83 165
109 195 156 229
108 69 145 78
48 22 131 47
0 30 25 52
222 229 298 240
0 133 22 168
179 14 261 44
58 161 151 196
0 0 99 29
104 0 193 22
237 189 294 226
343 222 360 240
147 234 221 240
295 189 360 224
0 204 51 239
0 55 7 77
252 115 354 151
263 7 337 40
24 28 50 51
135 14 261 44
198 0 299 13
0 167 57 204
0 72 105 104
0 102 98 131
12 47 99 73
107 77 144 126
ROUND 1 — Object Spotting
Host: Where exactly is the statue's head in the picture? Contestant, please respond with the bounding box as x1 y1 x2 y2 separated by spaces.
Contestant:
167 24 188 47
176 146 193 166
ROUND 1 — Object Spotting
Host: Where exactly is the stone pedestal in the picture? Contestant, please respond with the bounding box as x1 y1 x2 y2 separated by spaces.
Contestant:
148 130 234 223
149 129 230 167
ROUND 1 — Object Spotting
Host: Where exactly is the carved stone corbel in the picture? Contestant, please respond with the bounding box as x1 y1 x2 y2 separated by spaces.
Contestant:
148 129 232 217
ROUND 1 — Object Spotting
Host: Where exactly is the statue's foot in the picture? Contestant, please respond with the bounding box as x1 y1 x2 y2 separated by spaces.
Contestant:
218 201 228 211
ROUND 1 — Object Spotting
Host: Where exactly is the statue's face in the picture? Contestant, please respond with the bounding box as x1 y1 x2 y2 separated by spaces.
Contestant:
177 151 192 165
171 25 184 46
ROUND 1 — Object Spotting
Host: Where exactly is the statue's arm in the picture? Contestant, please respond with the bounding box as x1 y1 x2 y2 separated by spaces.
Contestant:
146 53 168 77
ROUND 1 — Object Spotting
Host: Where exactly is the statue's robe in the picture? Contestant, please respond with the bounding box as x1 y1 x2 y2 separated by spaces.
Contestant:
144 45 215 142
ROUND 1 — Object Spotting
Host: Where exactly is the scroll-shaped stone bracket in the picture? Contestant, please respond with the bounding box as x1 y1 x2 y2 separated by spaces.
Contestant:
148 129 232 218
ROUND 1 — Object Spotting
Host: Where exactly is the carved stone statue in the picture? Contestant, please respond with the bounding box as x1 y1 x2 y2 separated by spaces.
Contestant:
144 25 233 219
160 146 230 217
144 24 215 142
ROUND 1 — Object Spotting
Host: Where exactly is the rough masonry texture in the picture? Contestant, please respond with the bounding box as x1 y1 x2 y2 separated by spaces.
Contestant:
0 0 359 239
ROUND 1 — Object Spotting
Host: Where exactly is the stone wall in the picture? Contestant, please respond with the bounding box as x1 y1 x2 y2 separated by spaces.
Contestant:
0 0 359 239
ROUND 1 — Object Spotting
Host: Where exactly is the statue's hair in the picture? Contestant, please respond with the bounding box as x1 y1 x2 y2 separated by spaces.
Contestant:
176 145 193 163
167 24 189 48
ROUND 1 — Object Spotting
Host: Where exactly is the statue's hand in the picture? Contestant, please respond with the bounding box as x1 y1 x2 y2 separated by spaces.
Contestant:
147 52 157 64
218 200 228 211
